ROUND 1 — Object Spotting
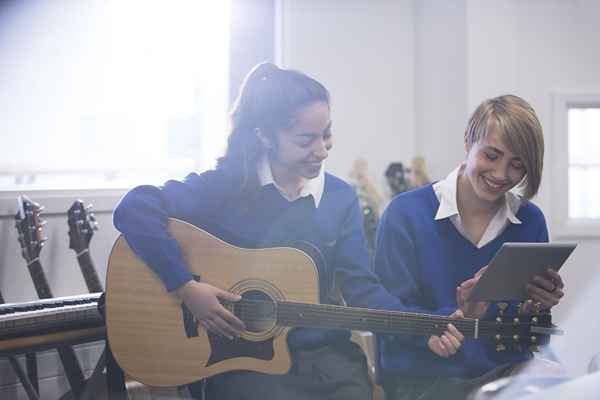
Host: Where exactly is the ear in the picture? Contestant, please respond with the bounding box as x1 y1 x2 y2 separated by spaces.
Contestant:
255 128 272 149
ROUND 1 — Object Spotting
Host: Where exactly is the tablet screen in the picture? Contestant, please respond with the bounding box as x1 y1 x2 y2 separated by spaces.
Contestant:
467 242 577 302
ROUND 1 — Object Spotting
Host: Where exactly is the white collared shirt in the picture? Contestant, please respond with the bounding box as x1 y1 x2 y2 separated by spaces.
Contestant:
257 156 324 208
433 165 522 248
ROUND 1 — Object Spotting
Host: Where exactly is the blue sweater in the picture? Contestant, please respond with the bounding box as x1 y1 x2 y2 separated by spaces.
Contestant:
113 168 404 350
374 185 549 380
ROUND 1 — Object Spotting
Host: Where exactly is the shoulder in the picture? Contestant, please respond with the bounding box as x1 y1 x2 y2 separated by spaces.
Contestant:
323 172 359 202
378 185 437 237
179 168 234 191
386 184 437 216
517 199 547 224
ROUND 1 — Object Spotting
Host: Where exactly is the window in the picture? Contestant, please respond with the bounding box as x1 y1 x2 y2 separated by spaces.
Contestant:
0 0 231 192
553 94 600 236
568 107 600 219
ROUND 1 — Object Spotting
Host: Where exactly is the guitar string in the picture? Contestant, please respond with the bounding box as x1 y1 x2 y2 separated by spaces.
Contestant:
229 300 542 337
234 312 537 338
231 298 541 329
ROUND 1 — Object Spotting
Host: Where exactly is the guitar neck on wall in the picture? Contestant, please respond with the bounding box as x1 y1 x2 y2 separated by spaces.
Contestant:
15 195 86 397
67 200 102 293
15 195 53 299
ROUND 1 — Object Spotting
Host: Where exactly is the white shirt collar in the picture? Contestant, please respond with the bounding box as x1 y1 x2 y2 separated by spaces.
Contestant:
257 156 324 207
433 165 522 224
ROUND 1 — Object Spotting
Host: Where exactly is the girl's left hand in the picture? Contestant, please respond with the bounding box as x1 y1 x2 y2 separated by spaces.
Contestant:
523 268 565 312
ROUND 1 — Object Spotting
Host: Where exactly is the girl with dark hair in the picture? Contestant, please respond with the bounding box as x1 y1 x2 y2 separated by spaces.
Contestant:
113 63 463 399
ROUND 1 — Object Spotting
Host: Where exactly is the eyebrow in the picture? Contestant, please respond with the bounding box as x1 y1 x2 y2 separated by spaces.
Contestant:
484 145 522 161
297 121 332 137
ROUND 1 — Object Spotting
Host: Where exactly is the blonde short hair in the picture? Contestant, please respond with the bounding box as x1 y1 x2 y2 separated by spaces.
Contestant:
465 95 544 200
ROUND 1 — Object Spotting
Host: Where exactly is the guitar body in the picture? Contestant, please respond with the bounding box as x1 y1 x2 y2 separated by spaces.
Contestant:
106 219 320 387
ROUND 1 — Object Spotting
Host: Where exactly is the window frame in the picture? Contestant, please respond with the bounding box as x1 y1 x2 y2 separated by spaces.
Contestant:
552 92 600 238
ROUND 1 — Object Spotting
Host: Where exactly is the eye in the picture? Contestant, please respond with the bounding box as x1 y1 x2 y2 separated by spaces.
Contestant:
294 136 314 147
511 160 525 170
484 151 498 161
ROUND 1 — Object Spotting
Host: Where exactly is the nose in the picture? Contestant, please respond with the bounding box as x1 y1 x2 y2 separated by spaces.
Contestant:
491 162 510 182
313 139 329 161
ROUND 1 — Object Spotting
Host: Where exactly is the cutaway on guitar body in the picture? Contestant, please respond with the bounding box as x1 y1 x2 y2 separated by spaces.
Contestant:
105 219 321 387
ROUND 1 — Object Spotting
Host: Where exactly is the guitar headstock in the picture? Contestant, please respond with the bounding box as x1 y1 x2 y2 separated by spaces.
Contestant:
67 200 98 253
15 195 47 264
384 162 412 196
488 312 559 352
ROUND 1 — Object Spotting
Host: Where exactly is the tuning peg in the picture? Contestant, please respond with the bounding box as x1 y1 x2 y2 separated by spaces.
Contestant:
530 345 540 352
496 343 506 352
497 302 509 316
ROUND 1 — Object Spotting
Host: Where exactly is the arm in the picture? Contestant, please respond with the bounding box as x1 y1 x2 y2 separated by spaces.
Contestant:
113 171 245 337
113 177 204 291
334 196 462 355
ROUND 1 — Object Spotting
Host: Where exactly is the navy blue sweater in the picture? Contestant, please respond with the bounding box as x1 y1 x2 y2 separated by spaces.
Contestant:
113 168 405 350
374 185 549 380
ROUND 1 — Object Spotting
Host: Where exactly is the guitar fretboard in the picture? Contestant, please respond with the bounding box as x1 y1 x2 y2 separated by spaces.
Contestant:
76 251 103 293
27 260 53 299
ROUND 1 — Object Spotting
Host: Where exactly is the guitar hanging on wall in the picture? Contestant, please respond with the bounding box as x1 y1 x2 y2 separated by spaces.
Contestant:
67 200 102 293
15 195 87 398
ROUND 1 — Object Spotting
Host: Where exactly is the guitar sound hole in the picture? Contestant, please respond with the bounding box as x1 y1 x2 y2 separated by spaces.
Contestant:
236 290 276 333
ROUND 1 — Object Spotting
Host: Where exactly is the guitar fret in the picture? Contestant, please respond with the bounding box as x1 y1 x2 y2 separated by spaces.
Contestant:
27 260 53 299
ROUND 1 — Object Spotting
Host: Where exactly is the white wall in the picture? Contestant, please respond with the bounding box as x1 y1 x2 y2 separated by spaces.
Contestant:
278 0 416 192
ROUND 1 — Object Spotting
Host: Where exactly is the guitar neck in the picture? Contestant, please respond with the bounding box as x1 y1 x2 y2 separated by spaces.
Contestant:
234 299 483 338
27 260 54 299
274 301 481 338
75 250 103 293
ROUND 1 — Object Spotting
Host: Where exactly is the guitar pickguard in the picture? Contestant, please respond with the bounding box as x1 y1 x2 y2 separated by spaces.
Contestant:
206 334 275 366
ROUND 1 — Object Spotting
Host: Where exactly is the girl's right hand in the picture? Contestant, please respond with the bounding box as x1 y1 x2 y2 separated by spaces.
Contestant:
427 309 465 358
174 280 245 339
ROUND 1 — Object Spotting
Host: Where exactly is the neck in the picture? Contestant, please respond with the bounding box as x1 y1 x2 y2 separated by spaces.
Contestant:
457 170 502 218
269 158 305 201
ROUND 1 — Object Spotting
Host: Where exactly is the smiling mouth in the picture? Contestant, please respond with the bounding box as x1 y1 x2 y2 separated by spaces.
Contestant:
482 176 507 192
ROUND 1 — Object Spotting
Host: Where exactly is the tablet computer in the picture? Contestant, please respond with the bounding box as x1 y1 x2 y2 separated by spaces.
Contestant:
467 242 577 302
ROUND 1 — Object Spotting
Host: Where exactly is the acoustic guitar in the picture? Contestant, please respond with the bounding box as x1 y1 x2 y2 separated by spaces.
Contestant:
105 219 560 387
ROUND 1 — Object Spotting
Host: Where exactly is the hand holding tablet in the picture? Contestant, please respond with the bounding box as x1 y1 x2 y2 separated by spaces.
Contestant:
466 242 577 303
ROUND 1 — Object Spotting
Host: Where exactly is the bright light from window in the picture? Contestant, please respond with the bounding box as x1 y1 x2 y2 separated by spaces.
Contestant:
568 107 600 219
0 0 230 190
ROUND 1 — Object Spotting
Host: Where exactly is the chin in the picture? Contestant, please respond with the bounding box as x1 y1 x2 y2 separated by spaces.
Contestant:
302 165 322 179
303 171 321 180
476 179 506 203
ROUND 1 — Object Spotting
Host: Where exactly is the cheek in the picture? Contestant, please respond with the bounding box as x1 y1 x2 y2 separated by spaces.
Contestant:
509 169 526 185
